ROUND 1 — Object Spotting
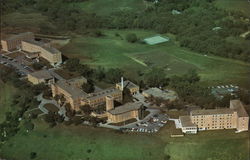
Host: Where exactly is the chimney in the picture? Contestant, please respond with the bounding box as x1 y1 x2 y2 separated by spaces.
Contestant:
106 96 114 111
121 77 124 91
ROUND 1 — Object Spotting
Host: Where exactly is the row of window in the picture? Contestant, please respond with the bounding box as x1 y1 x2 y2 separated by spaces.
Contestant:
193 114 233 118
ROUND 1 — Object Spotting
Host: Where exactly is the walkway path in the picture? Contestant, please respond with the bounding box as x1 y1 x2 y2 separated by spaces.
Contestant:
36 94 68 120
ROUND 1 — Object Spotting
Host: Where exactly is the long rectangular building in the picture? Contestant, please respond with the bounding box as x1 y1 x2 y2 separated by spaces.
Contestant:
82 88 123 107
179 100 249 133
21 40 62 66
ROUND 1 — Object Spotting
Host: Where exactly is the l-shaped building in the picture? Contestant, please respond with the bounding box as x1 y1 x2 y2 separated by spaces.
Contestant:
1 32 62 66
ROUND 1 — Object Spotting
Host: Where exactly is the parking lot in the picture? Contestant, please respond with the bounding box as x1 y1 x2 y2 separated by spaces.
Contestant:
0 51 34 76
121 113 168 133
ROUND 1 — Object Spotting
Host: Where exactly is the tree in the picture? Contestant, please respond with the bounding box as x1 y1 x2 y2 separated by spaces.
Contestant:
105 68 123 83
71 116 83 125
164 155 171 160
23 121 34 131
126 33 137 43
54 113 64 123
65 58 80 71
139 80 146 90
145 68 168 87
246 33 250 40
82 80 95 93
184 69 200 84
80 105 93 115
30 152 37 159
44 112 56 125
94 66 106 81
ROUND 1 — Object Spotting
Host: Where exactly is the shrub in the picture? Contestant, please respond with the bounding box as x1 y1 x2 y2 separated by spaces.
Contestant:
30 152 37 159
126 33 137 43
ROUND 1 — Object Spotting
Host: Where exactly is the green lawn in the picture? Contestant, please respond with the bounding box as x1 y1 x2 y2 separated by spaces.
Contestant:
0 82 17 123
61 29 250 88
0 121 165 160
77 0 145 16
159 123 250 160
215 0 250 16
1 120 249 160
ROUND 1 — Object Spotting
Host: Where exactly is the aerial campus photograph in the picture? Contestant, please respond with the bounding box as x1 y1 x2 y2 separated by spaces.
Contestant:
0 0 250 160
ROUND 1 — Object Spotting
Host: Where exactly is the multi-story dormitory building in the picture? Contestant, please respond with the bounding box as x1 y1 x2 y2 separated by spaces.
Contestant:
21 40 62 66
1 32 62 66
179 100 249 134
1 32 34 51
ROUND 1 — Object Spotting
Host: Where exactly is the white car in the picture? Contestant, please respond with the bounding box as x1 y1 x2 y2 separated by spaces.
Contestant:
161 120 167 124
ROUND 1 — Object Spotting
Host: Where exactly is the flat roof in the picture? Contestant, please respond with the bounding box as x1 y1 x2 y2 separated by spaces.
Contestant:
191 108 234 116
143 88 177 100
86 88 121 101
108 102 143 115
230 100 249 117
22 40 60 54
144 35 169 45
3 32 34 41
29 70 53 80
116 80 139 89
67 76 87 84
55 80 88 98
179 116 196 127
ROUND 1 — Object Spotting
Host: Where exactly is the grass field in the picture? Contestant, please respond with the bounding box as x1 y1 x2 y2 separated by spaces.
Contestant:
0 121 165 160
160 128 250 160
0 82 17 123
215 0 250 16
0 119 249 160
61 29 250 88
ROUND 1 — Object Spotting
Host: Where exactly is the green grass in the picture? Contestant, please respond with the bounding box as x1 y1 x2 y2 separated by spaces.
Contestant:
160 128 250 160
215 0 250 16
0 121 165 160
1 120 249 160
0 82 17 123
61 29 250 88
77 0 145 15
